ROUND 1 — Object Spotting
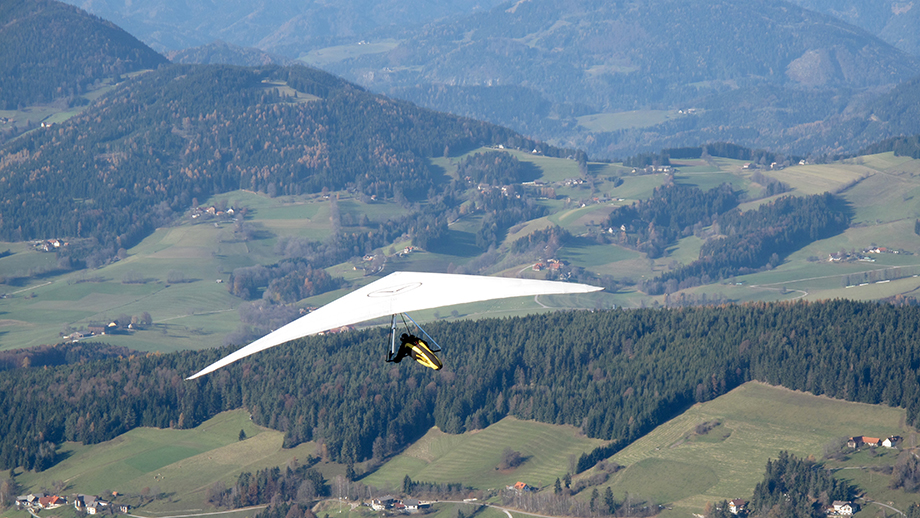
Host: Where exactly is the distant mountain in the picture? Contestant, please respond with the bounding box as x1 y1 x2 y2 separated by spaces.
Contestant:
167 41 297 66
787 0 920 56
0 63 562 248
0 0 167 109
60 0 505 54
319 0 920 157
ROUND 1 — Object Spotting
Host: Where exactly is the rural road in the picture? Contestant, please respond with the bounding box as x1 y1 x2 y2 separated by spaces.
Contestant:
444 499 559 518
129 505 268 518
128 498 551 518
865 500 905 517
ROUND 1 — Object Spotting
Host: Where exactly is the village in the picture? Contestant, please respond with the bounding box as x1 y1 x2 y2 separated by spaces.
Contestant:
15 493 129 515
366 496 430 513
828 246 909 264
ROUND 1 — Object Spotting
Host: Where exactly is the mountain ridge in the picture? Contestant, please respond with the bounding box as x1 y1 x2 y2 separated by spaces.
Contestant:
319 0 920 157
0 0 167 109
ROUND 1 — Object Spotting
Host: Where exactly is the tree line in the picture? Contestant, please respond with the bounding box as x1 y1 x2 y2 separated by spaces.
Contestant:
621 143 796 168
705 451 852 518
207 461 327 509
603 183 739 258
646 193 850 294
6 300 920 473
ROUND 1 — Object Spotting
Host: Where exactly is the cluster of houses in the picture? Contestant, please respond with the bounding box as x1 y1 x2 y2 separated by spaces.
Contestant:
631 165 674 174
33 238 67 252
741 162 789 171
190 205 235 220
15 493 129 514
368 496 429 512
727 499 859 517
865 247 903 255
847 435 901 448
829 246 907 264
63 320 136 342
532 259 566 272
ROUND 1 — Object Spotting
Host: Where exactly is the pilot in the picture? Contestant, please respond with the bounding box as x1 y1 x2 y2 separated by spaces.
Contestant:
392 333 443 370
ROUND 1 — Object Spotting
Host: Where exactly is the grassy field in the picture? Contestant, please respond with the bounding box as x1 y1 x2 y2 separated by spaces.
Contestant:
11 409 322 514
298 40 401 67
361 417 607 491
603 382 910 516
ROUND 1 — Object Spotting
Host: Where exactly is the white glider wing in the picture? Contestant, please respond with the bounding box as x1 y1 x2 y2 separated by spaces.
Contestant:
188 271 602 379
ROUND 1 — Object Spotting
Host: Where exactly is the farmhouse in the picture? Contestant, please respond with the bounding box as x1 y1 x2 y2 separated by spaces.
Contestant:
828 501 859 515
847 436 881 448
74 494 117 514
883 436 901 448
509 481 536 493
729 499 748 515
16 493 67 511
370 496 395 511
39 495 66 509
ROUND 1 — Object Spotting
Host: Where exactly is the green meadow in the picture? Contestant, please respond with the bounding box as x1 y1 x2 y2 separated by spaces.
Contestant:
357 417 607 491
13 409 321 513
604 382 910 516
298 40 401 68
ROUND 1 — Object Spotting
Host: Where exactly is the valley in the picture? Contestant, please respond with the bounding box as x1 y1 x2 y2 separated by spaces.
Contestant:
3 149 920 353
5 2 920 518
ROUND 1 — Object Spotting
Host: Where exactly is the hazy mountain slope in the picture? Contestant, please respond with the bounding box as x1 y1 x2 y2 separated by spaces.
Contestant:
322 0 920 157
61 0 505 54
0 0 168 109
167 41 298 66
787 0 920 56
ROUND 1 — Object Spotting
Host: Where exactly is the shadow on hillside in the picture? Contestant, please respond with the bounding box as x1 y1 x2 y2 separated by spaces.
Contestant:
428 229 482 258
519 161 542 183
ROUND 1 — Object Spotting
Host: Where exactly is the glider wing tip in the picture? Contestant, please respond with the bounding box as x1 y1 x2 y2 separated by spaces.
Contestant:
186 368 210 380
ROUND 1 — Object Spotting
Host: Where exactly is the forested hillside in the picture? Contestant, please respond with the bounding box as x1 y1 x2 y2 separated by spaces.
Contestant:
861 134 920 158
0 63 561 257
787 0 920 56
3 300 920 473
167 41 296 67
0 0 167 109
644 193 851 293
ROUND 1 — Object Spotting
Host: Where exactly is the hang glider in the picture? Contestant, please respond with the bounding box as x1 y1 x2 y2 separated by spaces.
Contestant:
187 271 602 379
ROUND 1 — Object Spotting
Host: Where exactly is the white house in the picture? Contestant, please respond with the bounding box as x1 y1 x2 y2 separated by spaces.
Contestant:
831 501 858 515
729 499 748 515
883 436 901 448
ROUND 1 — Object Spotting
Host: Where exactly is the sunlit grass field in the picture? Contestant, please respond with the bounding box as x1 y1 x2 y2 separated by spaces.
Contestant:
605 382 909 515
298 40 400 67
12 410 319 513
362 417 607 491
